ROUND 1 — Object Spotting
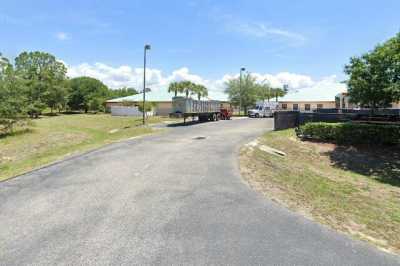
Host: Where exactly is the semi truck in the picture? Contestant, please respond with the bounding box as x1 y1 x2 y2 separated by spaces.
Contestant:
169 96 232 122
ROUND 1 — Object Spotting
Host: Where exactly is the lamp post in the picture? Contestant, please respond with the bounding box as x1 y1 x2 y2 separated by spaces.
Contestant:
239 67 246 116
143 44 151 125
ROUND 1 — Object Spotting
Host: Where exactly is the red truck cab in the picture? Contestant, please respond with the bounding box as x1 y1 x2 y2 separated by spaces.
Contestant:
220 107 233 120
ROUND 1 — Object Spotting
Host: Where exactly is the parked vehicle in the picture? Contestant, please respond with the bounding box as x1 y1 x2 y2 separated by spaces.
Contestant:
248 101 279 118
169 96 225 122
220 107 233 120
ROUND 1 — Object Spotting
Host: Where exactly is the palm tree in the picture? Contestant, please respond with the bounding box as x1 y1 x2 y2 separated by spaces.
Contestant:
194 84 208 100
272 87 288 102
168 81 207 99
168 81 183 97
180 81 196 98
257 83 273 102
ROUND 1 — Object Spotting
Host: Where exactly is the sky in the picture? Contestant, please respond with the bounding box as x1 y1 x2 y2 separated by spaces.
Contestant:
1 0 400 101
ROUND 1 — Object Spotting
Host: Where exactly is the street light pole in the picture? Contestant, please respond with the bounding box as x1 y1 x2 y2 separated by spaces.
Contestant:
143 44 151 125
239 67 246 116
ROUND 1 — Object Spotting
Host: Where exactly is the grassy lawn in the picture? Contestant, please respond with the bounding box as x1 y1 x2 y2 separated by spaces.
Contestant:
0 114 180 181
240 129 400 254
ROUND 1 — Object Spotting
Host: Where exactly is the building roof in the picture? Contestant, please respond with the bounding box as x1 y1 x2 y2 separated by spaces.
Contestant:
107 92 230 103
280 88 341 102
106 92 175 103
279 78 347 102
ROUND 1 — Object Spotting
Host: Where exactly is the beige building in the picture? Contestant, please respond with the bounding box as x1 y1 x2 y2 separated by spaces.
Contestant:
106 93 231 116
279 101 335 112
275 83 344 112
335 92 400 109
335 92 357 109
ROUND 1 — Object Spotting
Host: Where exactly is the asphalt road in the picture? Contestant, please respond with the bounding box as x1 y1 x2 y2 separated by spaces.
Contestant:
1 118 399 265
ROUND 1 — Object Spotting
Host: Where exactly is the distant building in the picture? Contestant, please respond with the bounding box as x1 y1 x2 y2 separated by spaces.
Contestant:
106 93 231 116
335 92 357 109
335 92 400 109
279 100 336 112
275 81 346 111
277 90 336 112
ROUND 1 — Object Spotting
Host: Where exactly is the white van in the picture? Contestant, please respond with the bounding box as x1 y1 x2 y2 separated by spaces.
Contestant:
248 101 279 118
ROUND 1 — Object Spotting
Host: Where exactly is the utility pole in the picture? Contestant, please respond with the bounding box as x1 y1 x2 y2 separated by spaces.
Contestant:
239 67 246 116
143 44 151 125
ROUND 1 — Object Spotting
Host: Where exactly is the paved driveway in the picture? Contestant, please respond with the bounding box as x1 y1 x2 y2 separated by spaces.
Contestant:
0 118 399 265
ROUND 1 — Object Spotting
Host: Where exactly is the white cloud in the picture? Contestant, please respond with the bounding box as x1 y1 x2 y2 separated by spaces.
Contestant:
67 63 207 98
66 62 345 101
280 75 347 101
251 72 314 91
232 22 306 43
210 11 306 45
56 32 69 41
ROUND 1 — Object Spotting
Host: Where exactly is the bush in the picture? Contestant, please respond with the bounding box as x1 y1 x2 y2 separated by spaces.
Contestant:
297 122 400 145
137 102 155 113
27 102 46 118
88 97 105 113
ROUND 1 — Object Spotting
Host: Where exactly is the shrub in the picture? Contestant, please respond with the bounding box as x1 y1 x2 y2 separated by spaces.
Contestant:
137 102 155 113
88 97 105 113
297 122 400 145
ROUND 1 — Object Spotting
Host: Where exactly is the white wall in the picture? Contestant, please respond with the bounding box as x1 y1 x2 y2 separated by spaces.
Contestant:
111 106 154 117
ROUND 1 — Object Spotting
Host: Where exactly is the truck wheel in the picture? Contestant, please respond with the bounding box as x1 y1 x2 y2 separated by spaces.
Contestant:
255 113 260 118
212 114 217 121
216 114 220 121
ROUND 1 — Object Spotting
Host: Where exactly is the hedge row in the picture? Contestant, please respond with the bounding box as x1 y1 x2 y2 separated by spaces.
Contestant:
297 122 400 145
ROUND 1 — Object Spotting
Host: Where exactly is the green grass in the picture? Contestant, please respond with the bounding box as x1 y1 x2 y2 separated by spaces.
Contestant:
240 129 400 254
0 114 179 181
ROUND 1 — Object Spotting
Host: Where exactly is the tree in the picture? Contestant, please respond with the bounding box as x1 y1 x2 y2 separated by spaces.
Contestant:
168 81 184 97
44 81 69 113
108 87 137 99
137 102 155 115
88 97 105 113
68 77 109 112
344 32 400 109
256 83 273 102
180 81 196 98
14 51 68 116
0 53 27 133
167 81 199 98
193 84 208 100
270 87 288 102
224 73 259 114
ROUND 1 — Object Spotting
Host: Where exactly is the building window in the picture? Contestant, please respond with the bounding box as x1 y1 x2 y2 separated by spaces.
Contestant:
282 103 287 110
317 104 323 109
293 104 299 111
305 104 311 111
342 98 346 109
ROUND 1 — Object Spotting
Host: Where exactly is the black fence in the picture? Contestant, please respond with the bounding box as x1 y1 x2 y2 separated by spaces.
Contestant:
314 108 400 115
274 109 400 130
274 111 299 130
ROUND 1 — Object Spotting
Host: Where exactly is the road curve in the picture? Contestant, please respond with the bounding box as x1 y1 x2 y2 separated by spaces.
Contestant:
0 118 399 265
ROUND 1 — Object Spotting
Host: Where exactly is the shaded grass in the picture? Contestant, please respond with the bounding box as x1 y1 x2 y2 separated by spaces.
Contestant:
240 129 400 254
0 114 178 181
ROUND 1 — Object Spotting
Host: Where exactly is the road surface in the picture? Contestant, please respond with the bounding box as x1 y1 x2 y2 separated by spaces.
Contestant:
1 118 399 265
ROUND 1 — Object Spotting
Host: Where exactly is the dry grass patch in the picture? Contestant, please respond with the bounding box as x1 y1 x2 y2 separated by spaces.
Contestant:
0 114 178 181
240 129 400 254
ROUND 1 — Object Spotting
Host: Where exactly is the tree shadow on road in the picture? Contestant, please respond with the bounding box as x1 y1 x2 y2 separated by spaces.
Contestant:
167 121 206 127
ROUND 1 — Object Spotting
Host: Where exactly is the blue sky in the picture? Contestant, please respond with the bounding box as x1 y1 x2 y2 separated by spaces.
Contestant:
1 0 400 100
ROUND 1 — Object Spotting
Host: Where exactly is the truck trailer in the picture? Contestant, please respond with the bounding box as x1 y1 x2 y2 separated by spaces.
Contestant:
169 96 230 123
